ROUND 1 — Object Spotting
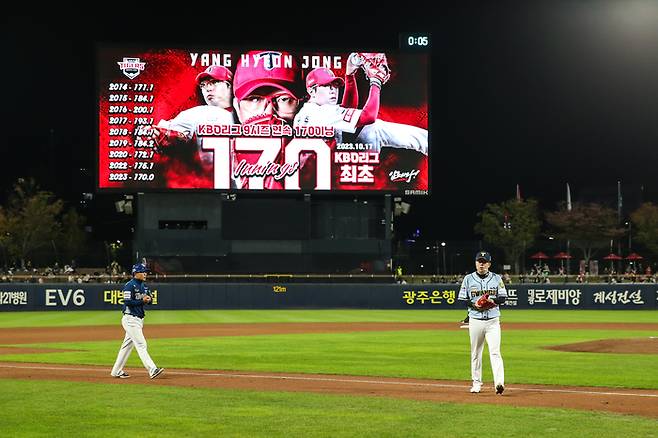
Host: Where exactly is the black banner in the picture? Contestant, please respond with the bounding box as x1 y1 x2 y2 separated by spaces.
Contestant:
0 283 656 311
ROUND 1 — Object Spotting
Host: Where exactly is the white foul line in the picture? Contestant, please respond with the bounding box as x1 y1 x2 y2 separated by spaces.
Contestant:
1 363 657 399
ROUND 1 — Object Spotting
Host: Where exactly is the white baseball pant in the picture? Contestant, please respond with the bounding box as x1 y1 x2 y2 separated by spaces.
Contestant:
111 314 157 376
468 317 504 388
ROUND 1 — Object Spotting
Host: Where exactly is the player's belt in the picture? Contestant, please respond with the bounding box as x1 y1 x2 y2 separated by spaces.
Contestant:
472 316 499 321
123 312 143 319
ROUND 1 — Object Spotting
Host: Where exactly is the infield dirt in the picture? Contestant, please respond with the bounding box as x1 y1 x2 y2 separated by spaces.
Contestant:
1 322 657 418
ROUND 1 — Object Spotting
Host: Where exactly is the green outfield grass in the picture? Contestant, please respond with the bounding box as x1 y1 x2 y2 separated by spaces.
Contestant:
1 329 656 388
1 379 655 438
0 309 657 328
0 309 657 437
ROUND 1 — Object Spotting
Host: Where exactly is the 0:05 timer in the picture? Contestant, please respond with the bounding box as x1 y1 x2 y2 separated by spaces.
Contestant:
408 36 429 46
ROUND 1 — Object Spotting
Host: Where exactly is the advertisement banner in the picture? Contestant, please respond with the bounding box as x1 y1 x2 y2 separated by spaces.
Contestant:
1 283 656 311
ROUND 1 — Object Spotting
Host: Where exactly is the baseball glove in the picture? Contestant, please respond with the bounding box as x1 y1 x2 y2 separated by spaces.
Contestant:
358 52 391 87
151 120 192 149
475 294 496 311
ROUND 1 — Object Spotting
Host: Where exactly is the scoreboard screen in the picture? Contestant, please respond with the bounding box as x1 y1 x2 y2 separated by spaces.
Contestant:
97 45 430 195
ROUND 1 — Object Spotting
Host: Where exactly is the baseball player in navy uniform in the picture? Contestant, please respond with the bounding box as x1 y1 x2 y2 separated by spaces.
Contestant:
110 263 164 379
458 251 506 394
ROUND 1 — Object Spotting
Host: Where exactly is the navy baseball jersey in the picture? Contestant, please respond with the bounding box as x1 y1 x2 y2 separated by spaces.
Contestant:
458 271 507 319
121 278 151 318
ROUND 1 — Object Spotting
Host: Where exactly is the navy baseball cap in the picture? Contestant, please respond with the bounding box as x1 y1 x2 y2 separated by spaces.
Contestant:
131 263 150 275
475 251 492 262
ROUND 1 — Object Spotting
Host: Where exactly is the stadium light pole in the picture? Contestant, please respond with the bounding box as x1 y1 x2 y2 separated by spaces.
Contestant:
625 221 632 252
441 242 447 275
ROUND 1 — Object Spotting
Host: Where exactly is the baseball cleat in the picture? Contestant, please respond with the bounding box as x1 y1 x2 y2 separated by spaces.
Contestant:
111 371 130 379
150 368 164 379
470 384 481 393
496 384 505 395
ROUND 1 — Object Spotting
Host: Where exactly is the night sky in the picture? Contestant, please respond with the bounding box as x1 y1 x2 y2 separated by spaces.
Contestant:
3 3 658 243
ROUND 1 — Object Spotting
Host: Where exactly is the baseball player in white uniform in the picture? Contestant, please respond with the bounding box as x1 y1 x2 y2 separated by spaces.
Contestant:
293 53 427 155
458 251 507 394
151 65 235 168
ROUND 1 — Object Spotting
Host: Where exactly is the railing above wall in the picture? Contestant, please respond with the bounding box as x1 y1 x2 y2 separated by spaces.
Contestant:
1 272 655 285
0 273 398 284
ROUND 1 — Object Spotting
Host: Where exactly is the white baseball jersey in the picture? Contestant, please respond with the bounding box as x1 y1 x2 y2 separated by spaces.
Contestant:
293 102 427 155
458 271 507 319
168 105 235 138
294 102 362 143
166 105 235 166
356 119 428 155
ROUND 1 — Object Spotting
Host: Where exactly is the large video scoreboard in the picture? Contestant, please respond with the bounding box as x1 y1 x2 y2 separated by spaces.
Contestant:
97 44 430 195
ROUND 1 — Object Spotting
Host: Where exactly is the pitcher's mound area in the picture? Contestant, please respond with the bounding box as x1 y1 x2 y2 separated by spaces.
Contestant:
547 337 658 354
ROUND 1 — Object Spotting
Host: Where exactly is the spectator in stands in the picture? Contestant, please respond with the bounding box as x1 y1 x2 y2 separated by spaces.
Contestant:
110 261 121 276
624 264 636 282
395 265 405 284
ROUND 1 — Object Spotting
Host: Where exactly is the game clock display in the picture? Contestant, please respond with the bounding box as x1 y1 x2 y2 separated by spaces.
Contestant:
97 45 430 195
400 33 431 50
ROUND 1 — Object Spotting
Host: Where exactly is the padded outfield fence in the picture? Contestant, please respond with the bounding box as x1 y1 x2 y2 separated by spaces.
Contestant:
0 282 656 311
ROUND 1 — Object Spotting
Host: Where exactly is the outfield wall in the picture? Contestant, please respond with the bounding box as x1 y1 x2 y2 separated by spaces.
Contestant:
0 283 655 311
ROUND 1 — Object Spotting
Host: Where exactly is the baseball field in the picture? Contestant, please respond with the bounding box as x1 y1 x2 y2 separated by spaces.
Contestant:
0 309 657 437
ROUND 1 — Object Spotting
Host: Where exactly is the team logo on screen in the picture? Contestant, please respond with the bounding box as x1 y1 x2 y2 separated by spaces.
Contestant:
250 51 284 70
117 57 146 79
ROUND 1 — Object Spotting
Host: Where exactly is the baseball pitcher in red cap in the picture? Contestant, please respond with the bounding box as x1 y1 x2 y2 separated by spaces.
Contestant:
227 51 307 189
232 50 303 125
294 53 427 155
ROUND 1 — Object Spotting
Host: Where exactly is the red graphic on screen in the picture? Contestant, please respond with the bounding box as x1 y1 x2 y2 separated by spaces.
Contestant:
97 47 429 194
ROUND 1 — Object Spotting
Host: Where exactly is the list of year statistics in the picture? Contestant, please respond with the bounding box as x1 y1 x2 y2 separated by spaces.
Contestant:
105 82 156 183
